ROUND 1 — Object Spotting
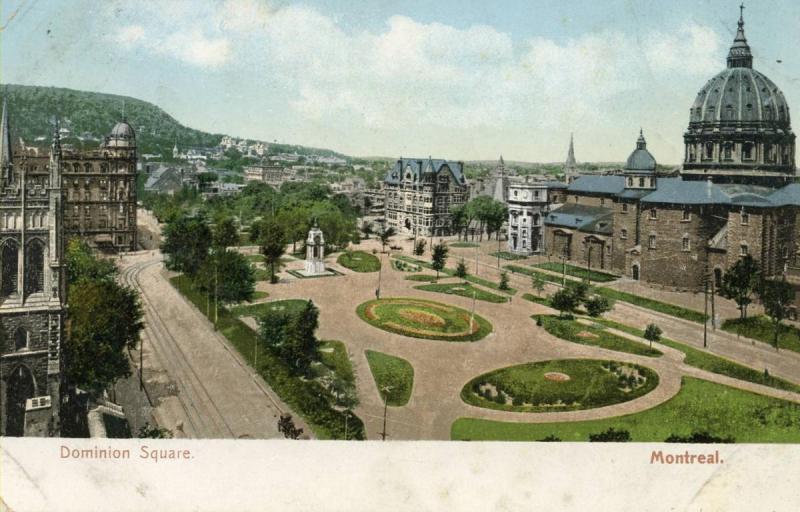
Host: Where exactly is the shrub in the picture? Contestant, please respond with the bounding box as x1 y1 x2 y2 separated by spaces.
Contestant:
588 427 631 442
584 296 613 317
538 435 562 442
664 432 735 443
499 272 510 291
644 323 663 348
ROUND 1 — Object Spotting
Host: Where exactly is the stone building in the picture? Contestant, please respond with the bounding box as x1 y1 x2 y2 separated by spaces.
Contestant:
542 10 800 292
507 178 549 255
23 119 138 252
0 103 66 437
384 157 469 237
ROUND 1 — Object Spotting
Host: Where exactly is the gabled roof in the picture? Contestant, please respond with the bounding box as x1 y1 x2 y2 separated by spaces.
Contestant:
385 158 466 186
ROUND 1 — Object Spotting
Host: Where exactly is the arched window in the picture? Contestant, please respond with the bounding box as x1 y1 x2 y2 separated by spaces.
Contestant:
14 327 27 351
24 239 45 296
1 239 19 296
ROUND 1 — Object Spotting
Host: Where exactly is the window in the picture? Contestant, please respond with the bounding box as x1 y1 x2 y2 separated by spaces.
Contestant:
600 198 605 206
638 177 645 187
682 209 691 221
648 235 656 249
649 208 657 220
743 142 754 160
704 142 714 159
24 239 45 295
1 240 19 296
621 229 628 240
682 236 690 251
741 211 749 225
724 143 732 160
627 177 633 187
14 327 27 351
621 203 628 213
740 244 749 256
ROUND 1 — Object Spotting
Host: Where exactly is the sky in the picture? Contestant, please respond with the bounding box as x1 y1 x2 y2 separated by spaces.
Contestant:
2 0 800 163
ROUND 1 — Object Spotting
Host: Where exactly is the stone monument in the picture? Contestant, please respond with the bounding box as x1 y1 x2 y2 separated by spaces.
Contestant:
304 221 326 275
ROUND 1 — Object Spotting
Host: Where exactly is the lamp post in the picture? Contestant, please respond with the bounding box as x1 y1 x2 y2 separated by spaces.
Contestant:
380 385 393 441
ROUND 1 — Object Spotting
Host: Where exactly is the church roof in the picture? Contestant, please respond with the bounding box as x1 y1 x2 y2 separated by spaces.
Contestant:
640 178 730 205
568 175 626 195
768 183 800 206
0 98 11 167
385 158 466 185
544 203 614 235
624 130 656 173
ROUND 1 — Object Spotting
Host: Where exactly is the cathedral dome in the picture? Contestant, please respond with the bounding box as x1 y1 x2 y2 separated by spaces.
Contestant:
682 8 795 186
110 120 135 139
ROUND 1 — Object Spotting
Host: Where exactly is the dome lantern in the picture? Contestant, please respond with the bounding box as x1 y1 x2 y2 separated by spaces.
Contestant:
727 4 753 69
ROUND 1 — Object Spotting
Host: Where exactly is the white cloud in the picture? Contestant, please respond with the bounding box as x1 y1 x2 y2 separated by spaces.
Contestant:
162 30 231 69
114 25 145 46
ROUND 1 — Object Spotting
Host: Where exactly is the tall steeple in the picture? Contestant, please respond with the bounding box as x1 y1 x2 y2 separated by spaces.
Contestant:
727 3 753 68
0 98 11 169
565 133 576 169
636 128 647 150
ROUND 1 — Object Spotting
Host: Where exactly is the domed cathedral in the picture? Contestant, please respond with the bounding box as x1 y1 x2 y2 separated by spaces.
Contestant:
0 101 66 437
683 7 796 186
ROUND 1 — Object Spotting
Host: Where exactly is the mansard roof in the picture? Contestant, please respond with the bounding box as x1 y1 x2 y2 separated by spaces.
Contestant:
640 178 731 205
385 157 466 185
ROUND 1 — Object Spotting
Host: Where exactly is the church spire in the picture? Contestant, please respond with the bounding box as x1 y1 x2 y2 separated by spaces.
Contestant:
636 128 647 150
565 133 576 169
727 3 753 68
0 98 11 169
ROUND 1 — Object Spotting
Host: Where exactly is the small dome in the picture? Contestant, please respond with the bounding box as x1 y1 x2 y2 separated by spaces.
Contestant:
110 120 135 139
625 130 656 172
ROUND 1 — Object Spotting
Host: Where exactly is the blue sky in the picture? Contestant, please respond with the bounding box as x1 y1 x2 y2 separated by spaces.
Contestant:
2 0 800 163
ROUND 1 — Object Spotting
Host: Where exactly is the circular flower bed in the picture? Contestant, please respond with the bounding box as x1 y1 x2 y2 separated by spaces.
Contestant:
356 298 492 342
462 359 659 412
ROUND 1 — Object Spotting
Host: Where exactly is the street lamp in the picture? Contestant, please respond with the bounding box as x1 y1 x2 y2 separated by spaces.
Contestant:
380 385 393 441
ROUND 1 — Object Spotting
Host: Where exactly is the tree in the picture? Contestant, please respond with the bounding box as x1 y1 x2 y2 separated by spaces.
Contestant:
283 300 320 374
719 255 761 320
361 220 373 240
644 323 663 348
499 272 510 291
431 242 449 281
161 215 212 277
584 296 613 317
531 275 546 295
65 238 117 285
551 288 578 318
213 216 239 250
64 280 144 392
455 258 468 278
278 414 304 439
759 278 795 350
138 422 173 439
378 225 396 253
413 239 427 256
484 200 508 241
449 204 468 240
256 217 286 284
196 250 255 305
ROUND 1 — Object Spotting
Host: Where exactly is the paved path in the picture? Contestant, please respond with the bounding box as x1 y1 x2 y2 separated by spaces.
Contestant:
118 251 304 439
257 238 800 440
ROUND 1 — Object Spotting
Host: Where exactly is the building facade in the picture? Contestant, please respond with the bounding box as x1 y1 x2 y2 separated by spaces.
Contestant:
507 179 549 255
0 103 66 437
384 158 469 236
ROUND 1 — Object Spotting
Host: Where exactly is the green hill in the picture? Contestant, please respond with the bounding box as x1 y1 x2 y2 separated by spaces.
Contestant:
0 83 347 160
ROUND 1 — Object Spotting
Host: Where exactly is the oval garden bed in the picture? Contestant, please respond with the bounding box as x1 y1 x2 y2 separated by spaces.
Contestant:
356 298 492 342
337 250 381 272
462 359 659 412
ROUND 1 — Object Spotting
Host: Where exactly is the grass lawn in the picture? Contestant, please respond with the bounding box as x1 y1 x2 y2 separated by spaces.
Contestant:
506 264 708 323
246 254 264 263
452 377 800 442
534 262 619 282
462 359 658 413
337 250 381 272
357 297 493 342
449 242 480 248
397 255 517 294
522 293 551 306
414 282 509 303
534 314 663 357
318 341 356 386
404 274 439 282
365 350 414 406
489 251 527 261
170 276 365 440
391 259 421 272
722 316 800 354
230 298 307 318
589 317 800 394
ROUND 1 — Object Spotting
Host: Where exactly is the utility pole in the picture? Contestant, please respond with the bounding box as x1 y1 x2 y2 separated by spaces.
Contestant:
470 290 477 331
586 245 593 285
710 271 717 331
475 244 479 275
214 262 219 329
376 254 382 300
139 338 144 391
380 386 392 441
561 247 568 288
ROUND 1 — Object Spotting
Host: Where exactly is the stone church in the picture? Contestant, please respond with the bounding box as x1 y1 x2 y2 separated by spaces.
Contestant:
544 10 800 293
0 103 66 437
